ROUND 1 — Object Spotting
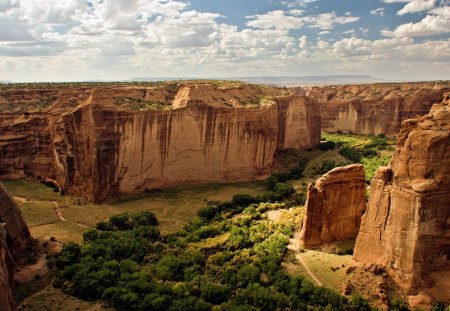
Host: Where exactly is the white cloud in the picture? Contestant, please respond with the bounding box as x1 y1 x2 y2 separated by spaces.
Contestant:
246 10 359 30
281 0 317 8
397 0 435 15
370 8 385 16
382 6 450 37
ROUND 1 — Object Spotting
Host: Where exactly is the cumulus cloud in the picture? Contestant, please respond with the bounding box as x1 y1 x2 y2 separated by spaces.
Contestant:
382 6 450 37
397 0 436 15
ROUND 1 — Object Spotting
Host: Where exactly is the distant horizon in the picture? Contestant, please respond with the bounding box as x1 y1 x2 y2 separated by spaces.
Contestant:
1 74 449 86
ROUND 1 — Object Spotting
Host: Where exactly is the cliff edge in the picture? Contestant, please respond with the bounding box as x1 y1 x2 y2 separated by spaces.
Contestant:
353 93 450 298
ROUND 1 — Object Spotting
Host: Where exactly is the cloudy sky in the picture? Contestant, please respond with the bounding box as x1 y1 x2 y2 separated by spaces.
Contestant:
0 0 449 82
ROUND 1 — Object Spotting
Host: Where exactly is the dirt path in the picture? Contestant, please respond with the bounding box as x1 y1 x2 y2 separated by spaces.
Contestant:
18 283 53 309
288 230 323 287
51 201 66 221
51 200 91 229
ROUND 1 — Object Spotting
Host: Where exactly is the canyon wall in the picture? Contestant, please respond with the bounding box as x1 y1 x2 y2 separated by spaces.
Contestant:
309 82 449 136
353 93 450 291
0 82 321 202
299 164 366 248
0 224 16 311
0 184 31 258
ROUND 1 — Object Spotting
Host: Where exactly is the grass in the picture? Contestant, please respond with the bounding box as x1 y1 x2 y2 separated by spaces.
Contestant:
2 179 267 243
321 132 396 182
19 201 59 228
298 249 352 292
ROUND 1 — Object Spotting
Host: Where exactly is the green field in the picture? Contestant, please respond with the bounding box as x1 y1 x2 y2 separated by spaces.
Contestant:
2 179 266 243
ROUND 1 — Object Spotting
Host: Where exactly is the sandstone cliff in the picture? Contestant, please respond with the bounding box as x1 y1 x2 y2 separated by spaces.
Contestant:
353 93 450 292
308 82 450 136
299 164 366 248
0 82 321 202
0 224 16 311
0 184 31 258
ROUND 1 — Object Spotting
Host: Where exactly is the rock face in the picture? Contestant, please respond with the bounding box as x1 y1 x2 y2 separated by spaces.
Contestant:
0 82 321 202
353 93 450 291
0 184 31 258
0 224 16 311
299 164 366 248
308 82 450 136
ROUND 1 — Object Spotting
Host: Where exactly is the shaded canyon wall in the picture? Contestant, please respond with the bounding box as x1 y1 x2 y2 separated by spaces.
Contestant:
308 82 449 136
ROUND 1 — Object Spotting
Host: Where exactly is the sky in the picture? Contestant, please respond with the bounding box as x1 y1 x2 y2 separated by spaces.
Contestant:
0 0 449 82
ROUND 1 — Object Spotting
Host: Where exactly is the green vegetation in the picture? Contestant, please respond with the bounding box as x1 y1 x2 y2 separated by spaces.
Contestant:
54 203 367 311
113 97 171 110
321 133 396 182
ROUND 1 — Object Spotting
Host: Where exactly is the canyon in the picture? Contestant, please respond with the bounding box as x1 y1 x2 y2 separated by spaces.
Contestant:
299 164 366 248
353 93 450 299
0 82 321 203
309 81 450 136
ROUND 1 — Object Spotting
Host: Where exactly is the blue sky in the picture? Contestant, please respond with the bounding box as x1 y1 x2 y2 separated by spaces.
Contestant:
0 0 449 82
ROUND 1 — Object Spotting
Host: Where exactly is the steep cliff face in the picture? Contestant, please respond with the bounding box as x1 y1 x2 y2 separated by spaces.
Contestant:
0 224 16 311
0 82 321 202
299 164 366 248
0 184 31 258
353 93 450 291
309 82 450 136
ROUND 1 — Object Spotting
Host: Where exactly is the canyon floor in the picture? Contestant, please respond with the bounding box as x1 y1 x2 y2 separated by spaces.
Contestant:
6 132 400 310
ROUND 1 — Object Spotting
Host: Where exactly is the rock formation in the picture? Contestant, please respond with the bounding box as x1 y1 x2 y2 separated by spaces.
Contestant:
0 184 31 258
0 224 16 311
308 82 450 136
299 164 366 248
353 93 450 292
0 82 321 202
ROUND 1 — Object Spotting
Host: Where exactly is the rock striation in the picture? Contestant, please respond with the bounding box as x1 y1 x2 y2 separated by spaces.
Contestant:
0 184 31 258
0 82 321 202
353 93 450 292
299 164 366 248
308 82 450 136
0 224 16 311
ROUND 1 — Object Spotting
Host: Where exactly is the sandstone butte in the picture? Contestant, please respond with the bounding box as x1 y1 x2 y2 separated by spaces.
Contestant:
0 82 321 203
299 164 366 248
353 93 450 300
0 184 32 311
308 81 450 136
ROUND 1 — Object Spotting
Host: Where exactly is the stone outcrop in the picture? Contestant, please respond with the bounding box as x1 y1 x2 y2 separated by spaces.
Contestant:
308 82 450 136
353 93 450 292
0 224 16 311
0 184 31 258
299 164 366 248
0 82 321 202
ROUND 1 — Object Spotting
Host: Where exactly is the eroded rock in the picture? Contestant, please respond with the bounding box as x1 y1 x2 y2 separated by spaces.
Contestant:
299 164 366 248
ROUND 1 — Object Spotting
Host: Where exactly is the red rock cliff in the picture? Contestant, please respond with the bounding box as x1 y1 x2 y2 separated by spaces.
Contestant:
353 93 450 291
0 82 321 202
308 82 449 136
299 164 366 248
0 184 31 258
0 224 16 311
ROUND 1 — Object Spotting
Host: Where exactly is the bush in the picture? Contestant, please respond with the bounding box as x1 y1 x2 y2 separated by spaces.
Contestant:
339 146 362 163
319 141 336 150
